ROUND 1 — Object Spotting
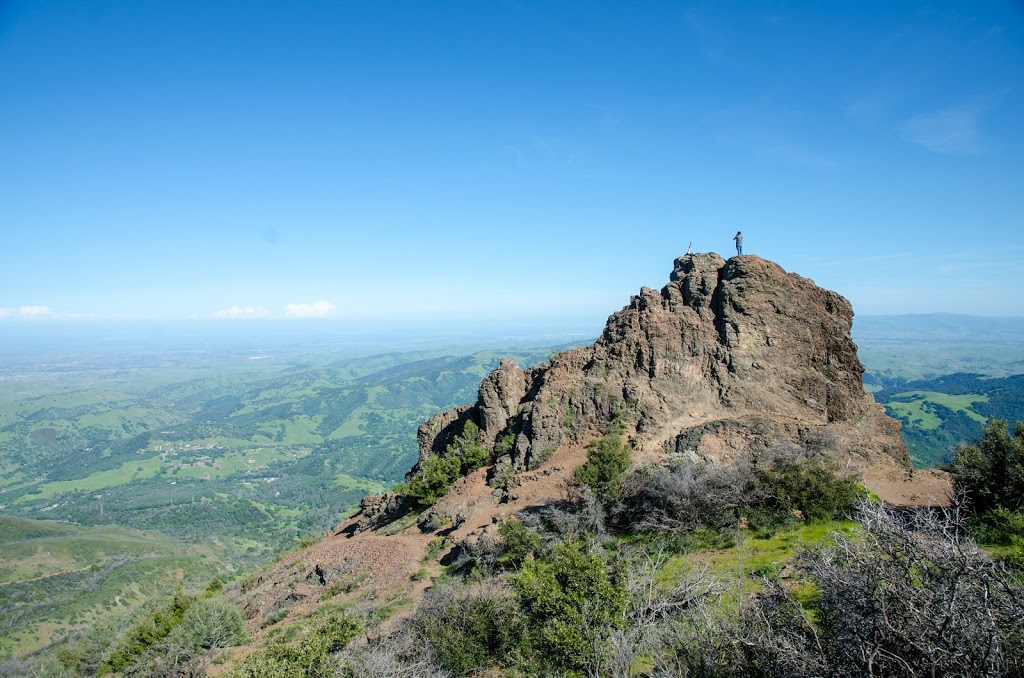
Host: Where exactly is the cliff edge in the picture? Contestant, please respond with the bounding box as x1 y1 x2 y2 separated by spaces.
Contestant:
235 254 934 637
417 252 907 478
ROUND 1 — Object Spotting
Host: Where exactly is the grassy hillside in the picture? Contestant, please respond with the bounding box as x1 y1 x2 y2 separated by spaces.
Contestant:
871 374 1024 467
855 315 1024 467
0 347 562 558
0 342 581 659
0 516 223 658
0 343 573 660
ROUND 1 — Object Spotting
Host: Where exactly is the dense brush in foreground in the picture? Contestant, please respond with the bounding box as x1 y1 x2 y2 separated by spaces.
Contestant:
329 472 1024 677
8 431 1024 677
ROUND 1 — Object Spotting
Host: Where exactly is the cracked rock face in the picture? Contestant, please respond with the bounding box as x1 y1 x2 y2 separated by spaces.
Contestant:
415 253 908 475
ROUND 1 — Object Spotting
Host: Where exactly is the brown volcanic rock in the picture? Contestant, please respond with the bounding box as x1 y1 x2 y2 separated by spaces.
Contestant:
234 253 917 643
418 253 908 472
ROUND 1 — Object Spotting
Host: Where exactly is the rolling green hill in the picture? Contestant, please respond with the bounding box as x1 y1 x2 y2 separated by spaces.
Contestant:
0 516 222 657
872 373 1024 467
0 347 563 557
0 343 573 659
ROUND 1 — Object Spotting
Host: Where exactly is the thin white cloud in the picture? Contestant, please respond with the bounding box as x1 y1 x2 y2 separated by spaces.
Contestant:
283 300 337 318
18 305 54 317
903 104 987 155
211 305 271 319
0 308 10 319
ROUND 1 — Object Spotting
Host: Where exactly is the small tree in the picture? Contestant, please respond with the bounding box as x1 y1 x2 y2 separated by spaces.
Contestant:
511 540 628 672
397 421 491 508
946 418 1024 515
574 432 632 507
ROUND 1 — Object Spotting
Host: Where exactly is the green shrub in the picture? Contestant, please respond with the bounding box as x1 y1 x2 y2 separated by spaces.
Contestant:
562 409 576 438
397 421 490 508
395 453 462 507
969 506 1024 546
229 611 361 678
175 596 247 650
101 589 194 674
494 433 516 456
745 456 863 533
497 517 541 569
204 577 225 597
574 431 632 506
511 540 627 671
408 584 526 675
457 421 489 470
423 536 451 561
946 418 1024 515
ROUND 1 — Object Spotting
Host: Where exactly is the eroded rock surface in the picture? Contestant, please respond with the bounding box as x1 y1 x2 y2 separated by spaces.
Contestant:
416 253 908 473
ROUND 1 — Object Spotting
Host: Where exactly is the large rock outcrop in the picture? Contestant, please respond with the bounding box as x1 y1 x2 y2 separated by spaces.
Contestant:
415 253 908 475
241 253 916 636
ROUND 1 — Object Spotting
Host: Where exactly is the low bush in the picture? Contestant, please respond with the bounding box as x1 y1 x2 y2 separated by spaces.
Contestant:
101 589 194 674
175 596 247 651
396 421 489 508
615 445 863 536
511 539 628 672
496 517 541 569
745 452 863 533
229 610 361 678
574 431 632 506
406 583 526 676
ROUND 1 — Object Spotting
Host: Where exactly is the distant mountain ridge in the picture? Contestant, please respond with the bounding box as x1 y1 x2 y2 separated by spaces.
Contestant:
854 313 1024 345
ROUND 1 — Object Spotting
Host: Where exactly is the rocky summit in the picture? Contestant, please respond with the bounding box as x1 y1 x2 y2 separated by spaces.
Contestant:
418 252 907 478
239 253 924 632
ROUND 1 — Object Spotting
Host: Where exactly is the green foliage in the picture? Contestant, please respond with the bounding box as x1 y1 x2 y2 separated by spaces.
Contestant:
409 584 526 675
497 517 541 569
511 540 628 671
562 408 576 438
205 577 225 596
745 456 863 532
101 589 194 674
173 596 247 651
945 418 1024 560
946 418 1024 515
573 431 632 506
494 433 516 457
397 420 491 508
229 610 361 678
424 536 450 561
395 454 462 507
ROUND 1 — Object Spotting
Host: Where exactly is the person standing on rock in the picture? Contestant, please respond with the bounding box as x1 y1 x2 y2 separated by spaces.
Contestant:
733 231 743 256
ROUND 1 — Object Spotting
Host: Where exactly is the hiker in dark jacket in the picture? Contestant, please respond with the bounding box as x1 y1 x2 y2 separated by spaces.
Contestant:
733 231 743 256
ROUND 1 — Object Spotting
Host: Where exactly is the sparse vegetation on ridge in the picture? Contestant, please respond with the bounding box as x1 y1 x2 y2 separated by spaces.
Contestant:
326 450 1024 677
394 420 489 508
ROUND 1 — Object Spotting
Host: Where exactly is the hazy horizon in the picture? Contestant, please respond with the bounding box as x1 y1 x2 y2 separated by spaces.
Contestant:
2 2 1023 321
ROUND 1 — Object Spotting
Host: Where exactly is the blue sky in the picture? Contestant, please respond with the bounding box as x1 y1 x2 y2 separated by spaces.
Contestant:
2 0 1023 332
